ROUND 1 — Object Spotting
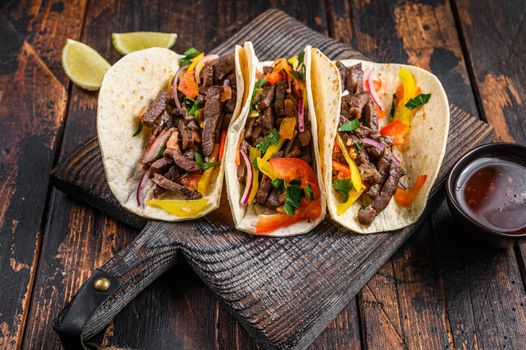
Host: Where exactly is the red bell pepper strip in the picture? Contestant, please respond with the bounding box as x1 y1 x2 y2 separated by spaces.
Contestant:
332 160 351 178
394 175 427 207
380 120 409 146
256 198 321 234
218 129 227 161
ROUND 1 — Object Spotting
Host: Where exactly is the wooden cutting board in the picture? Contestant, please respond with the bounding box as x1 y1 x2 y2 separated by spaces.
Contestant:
51 9 494 350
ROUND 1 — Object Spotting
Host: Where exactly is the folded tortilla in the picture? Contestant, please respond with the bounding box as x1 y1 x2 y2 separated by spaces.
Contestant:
309 48 449 233
224 45 326 236
97 44 253 221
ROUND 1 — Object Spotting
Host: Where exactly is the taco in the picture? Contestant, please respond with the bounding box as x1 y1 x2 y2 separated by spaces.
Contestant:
97 43 253 221
224 46 326 236
309 48 449 233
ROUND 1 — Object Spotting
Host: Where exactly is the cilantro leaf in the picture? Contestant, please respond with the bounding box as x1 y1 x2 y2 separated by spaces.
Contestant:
404 93 431 110
389 93 396 119
289 69 305 82
156 145 166 160
195 152 220 171
272 178 285 190
332 178 353 202
354 140 362 152
184 97 201 117
284 185 303 215
255 77 267 87
338 119 361 133
289 179 301 186
297 50 305 65
180 48 201 66
304 185 313 201
256 129 280 154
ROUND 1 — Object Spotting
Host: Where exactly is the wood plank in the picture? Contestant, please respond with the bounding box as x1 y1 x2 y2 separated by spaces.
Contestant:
0 13 67 350
2 0 88 85
454 0 526 142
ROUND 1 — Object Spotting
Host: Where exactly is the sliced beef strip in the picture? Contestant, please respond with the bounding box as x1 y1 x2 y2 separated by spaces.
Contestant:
152 173 203 199
150 157 173 173
244 118 255 141
172 107 193 122
213 54 235 82
262 66 273 74
346 63 364 94
298 129 311 147
355 149 370 166
274 80 286 116
222 113 233 129
286 144 302 158
153 184 166 198
359 163 380 185
143 91 170 127
255 84 275 111
256 175 273 205
266 189 282 209
354 125 373 139
177 119 194 150
201 62 214 88
283 93 297 118
202 86 223 156
223 88 237 112
237 140 251 182
165 130 200 172
336 61 348 90
363 101 378 132
340 92 369 119
260 107 274 135
358 163 402 225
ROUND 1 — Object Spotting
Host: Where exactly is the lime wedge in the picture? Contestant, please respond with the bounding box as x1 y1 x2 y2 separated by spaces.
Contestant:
61 39 111 91
112 32 177 55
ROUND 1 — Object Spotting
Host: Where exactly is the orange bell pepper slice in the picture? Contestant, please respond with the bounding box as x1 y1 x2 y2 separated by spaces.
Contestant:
218 129 227 161
332 160 351 178
380 120 409 146
178 173 202 190
265 58 291 85
394 175 427 207
178 70 199 99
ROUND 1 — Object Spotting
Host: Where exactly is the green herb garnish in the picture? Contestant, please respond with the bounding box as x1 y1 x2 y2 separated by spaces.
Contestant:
133 121 143 137
284 185 303 215
184 97 201 117
255 77 267 87
180 48 201 66
195 152 220 171
297 50 305 65
272 178 286 190
304 185 313 201
338 119 361 133
389 93 396 119
354 140 362 152
156 145 166 159
332 178 353 202
256 128 280 154
404 93 431 110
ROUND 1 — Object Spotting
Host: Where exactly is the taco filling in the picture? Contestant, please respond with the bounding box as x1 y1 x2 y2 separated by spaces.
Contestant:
236 53 322 234
135 49 236 209
332 62 431 225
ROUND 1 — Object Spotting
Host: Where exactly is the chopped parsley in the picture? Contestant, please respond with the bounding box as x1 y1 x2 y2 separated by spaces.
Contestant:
338 119 361 133
255 128 280 154
354 140 362 152
332 178 353 202
255 77 267 87
405 93 431 110
272 178 286 190
284 185 303 215
156 145 166 159
195 152 220 171
180 48 201 66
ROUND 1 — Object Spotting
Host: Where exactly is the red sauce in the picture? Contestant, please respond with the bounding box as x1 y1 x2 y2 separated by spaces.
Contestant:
456 157 526 234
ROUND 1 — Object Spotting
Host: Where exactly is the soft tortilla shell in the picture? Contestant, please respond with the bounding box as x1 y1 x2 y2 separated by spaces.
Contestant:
98 46 249 221
310 48 449 233
224 45 326 236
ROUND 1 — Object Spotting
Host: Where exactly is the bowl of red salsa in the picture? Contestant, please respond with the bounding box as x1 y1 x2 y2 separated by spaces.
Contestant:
446 143 526 248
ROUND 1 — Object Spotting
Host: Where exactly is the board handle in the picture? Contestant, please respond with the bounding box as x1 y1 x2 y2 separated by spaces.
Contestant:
54 222 179 349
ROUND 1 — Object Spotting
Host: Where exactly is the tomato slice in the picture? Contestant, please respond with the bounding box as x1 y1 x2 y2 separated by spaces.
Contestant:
269 158 320 198
255 198 321 234
380 120 409 146
394 175 427 207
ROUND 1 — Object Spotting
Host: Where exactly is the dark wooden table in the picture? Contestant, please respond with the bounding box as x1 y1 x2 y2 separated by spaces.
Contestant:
1 1 525 349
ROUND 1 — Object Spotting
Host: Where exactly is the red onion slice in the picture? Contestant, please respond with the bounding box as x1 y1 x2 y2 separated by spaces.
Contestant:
136 170 150 206
365 68 385 112
392 154 400 164
298 98 305 132
223 79 230 87
240 150 253 206
195 54 219 84
285 77 292 93
170 65 188 110
341 89 350 97
362 137 384 151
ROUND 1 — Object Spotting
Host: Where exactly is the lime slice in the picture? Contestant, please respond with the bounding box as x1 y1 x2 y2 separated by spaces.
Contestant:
112 32 177 55
61 39 111 91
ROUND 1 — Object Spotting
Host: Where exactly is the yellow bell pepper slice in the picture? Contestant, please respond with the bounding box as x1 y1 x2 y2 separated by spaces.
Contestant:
336 134 365 192
262 137 285 161
287 55 298 67
279 117 296 140
257 157 276 180
147 198 210 217
247 147 261 204
197 144 219 195
336 188 365 215
394 67 418 126
188 52 204 71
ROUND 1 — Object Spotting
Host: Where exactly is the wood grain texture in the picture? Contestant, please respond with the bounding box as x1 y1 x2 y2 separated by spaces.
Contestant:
0 12 68 349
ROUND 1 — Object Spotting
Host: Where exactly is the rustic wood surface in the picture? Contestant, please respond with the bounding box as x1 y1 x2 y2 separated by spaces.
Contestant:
0 1 524 349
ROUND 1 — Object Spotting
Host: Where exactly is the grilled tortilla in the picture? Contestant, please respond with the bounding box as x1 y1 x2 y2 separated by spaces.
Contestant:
309 48 449 233
97 44 253 221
